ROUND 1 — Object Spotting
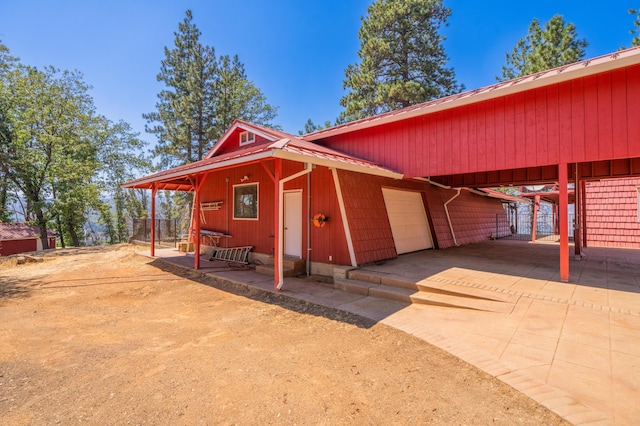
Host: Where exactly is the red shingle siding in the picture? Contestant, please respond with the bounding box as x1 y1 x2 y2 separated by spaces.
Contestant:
337 171 510 263
336 170 398 265
423 187 509 249
585 177 640 248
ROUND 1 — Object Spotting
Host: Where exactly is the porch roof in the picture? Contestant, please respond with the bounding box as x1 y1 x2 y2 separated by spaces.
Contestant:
122 135 403 191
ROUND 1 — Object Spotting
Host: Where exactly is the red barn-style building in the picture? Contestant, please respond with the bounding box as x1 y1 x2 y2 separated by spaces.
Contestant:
0 223 56 256
124 46 640 288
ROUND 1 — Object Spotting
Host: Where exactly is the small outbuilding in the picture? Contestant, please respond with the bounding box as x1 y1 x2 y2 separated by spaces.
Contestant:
0 223 56 256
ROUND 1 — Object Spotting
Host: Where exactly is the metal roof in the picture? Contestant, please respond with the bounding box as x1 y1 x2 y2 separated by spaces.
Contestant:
122 130 402 190
304 46 640 141
0 223 55 241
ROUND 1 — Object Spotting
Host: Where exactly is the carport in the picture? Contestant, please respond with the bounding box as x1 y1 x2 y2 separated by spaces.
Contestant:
306 47 640 282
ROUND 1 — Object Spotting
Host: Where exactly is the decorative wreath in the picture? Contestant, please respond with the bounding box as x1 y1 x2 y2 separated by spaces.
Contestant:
312 213 329 228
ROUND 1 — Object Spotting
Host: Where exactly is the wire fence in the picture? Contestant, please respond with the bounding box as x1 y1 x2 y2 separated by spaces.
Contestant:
131 219 180 246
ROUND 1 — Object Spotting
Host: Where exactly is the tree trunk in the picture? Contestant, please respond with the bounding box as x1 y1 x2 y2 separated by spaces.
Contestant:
35 208 49 250
66 216 81 247
56 215 66 248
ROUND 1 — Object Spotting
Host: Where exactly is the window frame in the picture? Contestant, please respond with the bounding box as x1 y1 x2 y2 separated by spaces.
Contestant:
233 182 259 221
239 131 255 146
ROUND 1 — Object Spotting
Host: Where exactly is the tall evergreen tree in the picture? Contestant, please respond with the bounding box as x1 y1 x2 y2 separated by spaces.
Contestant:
214 54 279 137
339 0 463 122
144 10 217 168
499 15 587 81
145 10 279 169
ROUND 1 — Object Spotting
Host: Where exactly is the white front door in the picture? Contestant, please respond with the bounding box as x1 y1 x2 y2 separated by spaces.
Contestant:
284 191 303 257
382 188 434 254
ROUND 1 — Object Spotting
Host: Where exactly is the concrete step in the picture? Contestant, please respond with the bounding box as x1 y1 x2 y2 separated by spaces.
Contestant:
334 276 516 313
262 256 306 273
255 263 301 278
351 269 519 304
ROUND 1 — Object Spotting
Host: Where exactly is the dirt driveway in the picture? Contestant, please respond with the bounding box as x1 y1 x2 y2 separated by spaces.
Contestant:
0 245 566 424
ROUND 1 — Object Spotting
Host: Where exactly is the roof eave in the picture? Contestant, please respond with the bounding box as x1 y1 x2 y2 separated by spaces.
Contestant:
274 150 403 179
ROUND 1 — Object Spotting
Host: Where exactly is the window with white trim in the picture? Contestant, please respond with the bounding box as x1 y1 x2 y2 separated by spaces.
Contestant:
239 131 255 146
233 183 258 220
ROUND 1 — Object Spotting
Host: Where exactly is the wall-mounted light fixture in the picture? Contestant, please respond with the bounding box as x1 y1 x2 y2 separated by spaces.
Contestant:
240 175 249 182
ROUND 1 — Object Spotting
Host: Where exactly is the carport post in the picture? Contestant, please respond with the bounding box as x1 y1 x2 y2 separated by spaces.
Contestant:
150 184 157 257
559 163 569 282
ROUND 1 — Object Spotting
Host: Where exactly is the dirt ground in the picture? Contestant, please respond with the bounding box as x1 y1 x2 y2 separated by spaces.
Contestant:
0 245 567 425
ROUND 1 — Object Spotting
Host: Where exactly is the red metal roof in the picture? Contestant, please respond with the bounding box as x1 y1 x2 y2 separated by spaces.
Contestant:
122 127 402 190
0 223 55 241
304 46 640 141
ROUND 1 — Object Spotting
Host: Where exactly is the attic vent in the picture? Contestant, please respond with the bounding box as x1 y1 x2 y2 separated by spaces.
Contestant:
240 131 255 145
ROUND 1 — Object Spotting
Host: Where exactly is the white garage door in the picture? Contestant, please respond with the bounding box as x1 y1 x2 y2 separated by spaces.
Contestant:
382 188 434 254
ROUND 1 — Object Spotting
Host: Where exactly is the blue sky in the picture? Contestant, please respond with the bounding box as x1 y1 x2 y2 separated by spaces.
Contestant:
0 1 636 146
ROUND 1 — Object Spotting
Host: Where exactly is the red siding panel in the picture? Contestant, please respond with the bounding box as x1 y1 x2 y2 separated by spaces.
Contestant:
320 64 640 178
612 68 629 159
597 72 614 159
0 239 38 256
199 162 352 266
627 66 640 158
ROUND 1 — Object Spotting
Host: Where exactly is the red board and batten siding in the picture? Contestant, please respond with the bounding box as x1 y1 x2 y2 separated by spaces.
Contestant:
321 65 640 178
585 178 640 248
198 160 352 266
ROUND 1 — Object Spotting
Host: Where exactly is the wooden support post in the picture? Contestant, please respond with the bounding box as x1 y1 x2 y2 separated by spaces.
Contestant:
194 176 201 270
559 163 569 282
150 184 157 257
274 159 282 290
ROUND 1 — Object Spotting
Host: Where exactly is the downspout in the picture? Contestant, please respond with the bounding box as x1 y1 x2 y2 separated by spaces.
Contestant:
443 188 461 247
276 163 312 290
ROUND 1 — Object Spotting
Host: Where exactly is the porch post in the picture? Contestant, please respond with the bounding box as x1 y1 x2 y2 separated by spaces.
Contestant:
274 159 282 290
531 194 540 242
559 163 569 282
150 184 157 257
194 176 201 270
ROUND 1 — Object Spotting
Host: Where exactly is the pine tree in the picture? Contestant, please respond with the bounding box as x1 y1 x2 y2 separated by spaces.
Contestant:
144 10 218 168
339 0 463 122
145 11 278 168
629 9 640 47
499 15 587 81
